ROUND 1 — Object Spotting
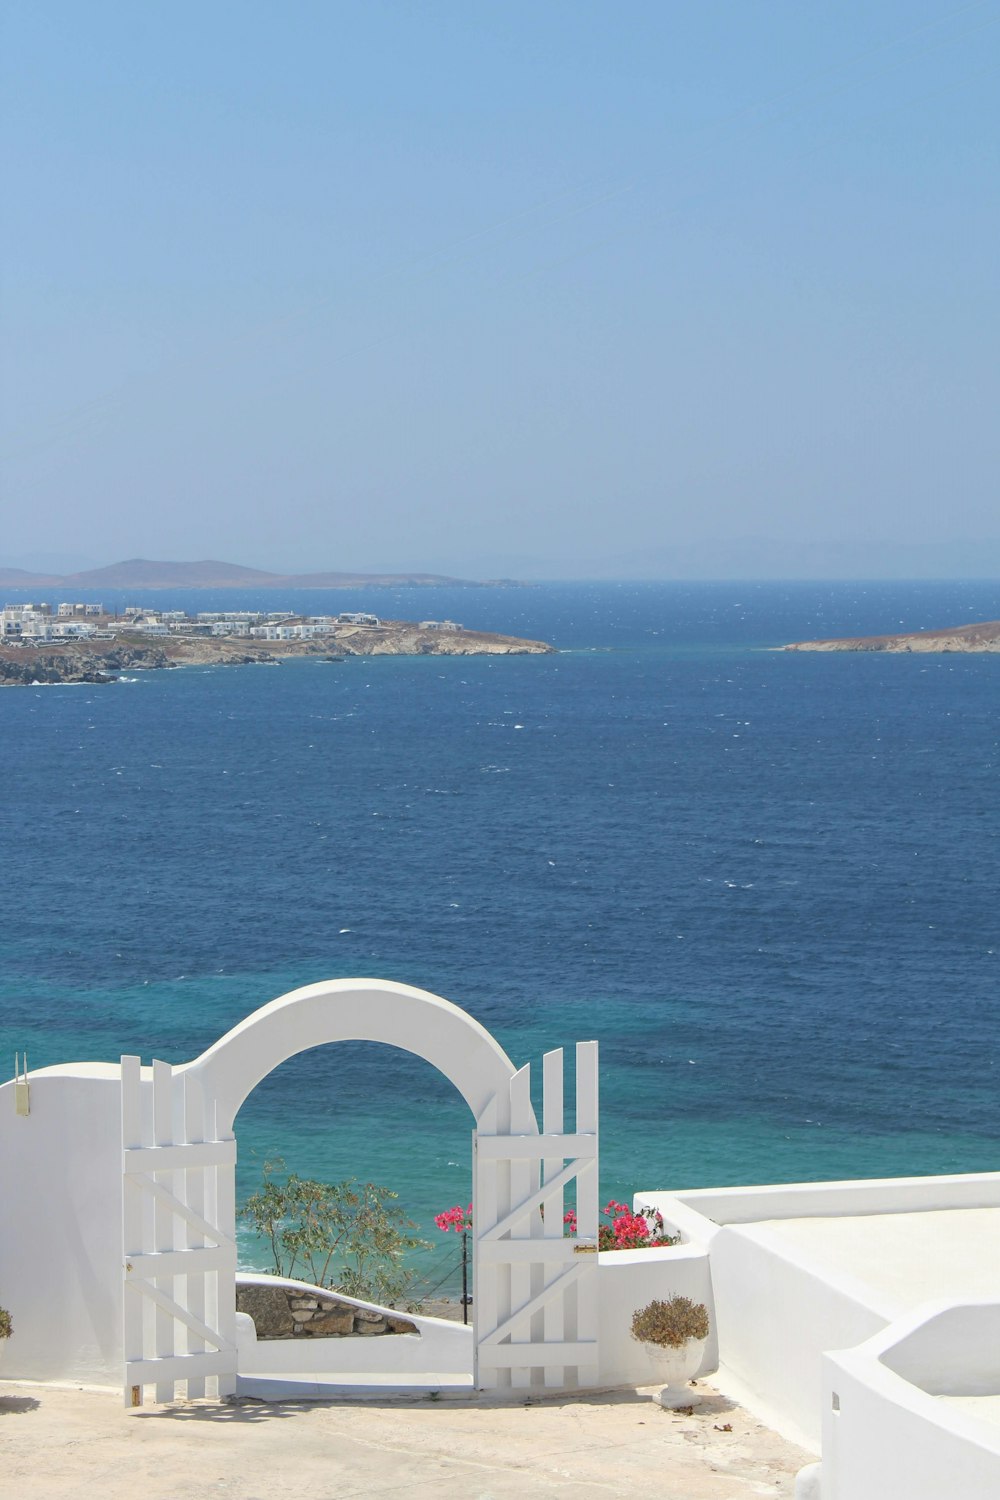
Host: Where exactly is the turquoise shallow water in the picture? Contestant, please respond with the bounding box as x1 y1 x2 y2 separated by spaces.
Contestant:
2 580 998 1290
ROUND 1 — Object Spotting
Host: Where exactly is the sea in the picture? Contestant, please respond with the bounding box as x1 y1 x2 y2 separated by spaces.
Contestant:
2 579 998 1294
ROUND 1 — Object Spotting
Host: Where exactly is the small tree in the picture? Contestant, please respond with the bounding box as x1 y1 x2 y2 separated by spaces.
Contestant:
0 1306 11 1341
240 1159 427 1308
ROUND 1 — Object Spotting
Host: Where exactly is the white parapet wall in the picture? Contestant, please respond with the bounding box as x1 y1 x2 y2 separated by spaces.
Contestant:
0 1065 124 1386
818 1300 1000 1500
638 1174 1000 1454
596 1242 716 1387
234 1274 473 1392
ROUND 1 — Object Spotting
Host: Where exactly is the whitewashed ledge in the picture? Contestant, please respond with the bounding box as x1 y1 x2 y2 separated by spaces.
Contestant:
234 1273 474 1395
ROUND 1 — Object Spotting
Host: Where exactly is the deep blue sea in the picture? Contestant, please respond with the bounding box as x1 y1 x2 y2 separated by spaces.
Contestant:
2 580 998 1291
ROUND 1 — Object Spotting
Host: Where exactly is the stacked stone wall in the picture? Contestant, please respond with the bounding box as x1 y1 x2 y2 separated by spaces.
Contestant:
236 1283 417 1340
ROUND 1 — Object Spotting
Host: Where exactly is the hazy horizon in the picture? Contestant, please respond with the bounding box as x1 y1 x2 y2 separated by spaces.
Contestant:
3 3 998 576
3 539 1000 584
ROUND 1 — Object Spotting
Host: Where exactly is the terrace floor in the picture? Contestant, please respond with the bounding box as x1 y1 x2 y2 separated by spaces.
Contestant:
1 1378 811 1499
740 1206 1000 1317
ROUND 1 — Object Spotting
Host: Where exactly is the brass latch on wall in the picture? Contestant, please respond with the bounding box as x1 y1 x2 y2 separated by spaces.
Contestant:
14 1053 29 1116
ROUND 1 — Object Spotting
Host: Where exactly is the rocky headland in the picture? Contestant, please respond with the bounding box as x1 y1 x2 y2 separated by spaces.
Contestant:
0 620 554 686
784 620 1000 654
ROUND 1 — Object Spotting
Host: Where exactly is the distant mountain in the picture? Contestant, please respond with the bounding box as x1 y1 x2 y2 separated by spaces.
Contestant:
0 567 63 588
68 558 290 588
0 557 489 591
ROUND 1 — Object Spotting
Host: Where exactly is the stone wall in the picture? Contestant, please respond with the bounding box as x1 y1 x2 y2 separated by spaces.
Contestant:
236 1283 417 1340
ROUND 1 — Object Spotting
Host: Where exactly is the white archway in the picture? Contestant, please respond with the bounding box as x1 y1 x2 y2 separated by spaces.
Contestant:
183 977 519 1133
120 979 599 1403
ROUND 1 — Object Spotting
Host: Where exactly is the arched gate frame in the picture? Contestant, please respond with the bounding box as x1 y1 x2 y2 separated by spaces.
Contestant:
120 979 599 1403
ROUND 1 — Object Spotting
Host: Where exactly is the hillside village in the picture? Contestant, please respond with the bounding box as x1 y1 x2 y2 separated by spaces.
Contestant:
0 601 552 684
1 601 466 644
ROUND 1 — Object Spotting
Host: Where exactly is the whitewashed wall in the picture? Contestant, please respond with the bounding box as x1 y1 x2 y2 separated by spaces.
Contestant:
0 1067 124 1384
234 1273 473 1392
640 1172 1000 1227
708 1223 884 1450
817 1301 1000 1500
596 1244 716 1387
639 1174 1000 1453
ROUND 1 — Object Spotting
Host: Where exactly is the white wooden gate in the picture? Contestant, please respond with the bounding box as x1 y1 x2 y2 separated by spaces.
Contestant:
475 1042 599 1389
121 1056 237 1405
121 1030 599 1403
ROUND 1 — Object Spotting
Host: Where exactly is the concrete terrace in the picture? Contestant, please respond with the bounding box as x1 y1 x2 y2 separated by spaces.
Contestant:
0 1379 811 1500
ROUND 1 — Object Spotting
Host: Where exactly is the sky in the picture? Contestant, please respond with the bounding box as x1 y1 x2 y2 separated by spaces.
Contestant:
2 1 998 580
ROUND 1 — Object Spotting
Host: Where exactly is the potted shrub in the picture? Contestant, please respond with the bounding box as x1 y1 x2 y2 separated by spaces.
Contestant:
631 1295 709 1408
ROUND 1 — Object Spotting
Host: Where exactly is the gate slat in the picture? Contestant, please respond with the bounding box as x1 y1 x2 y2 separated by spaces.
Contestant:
183 1073 207 1398
507 1064 535 1389
214 1112 238 1398
124 1140 236 1171
129 1173 237 1246
126 1351 234 1385
134 1281 234 1351
121 1055 144 1408
479 1262 584 1346
542 1049 565 1388
574 1040 600 1387
478 1340 598 1368
475 1132 596 1159
481 1157 582 1240
152 1060 175 1403
472 1097 497 1391
125 1245 235 1277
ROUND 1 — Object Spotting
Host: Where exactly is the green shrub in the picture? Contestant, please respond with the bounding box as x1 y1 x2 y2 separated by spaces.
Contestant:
240 1159 428 1309
0 1306 11 1340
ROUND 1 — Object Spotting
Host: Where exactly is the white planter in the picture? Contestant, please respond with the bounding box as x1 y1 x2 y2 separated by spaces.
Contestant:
643 1337 707 1408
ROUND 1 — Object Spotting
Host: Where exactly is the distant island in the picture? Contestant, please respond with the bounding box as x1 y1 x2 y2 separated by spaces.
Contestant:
784 620 1000 654
0 603 554 685
0 557 523 590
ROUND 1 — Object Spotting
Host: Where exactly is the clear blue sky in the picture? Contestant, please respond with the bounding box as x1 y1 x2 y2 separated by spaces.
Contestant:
2 1 998 578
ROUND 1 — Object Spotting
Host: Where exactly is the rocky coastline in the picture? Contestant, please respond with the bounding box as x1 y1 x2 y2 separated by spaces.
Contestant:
784 620 1000 654
0 621 554 686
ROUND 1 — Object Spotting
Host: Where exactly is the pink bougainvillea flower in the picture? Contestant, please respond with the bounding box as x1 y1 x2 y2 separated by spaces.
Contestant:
434 1203 474 1233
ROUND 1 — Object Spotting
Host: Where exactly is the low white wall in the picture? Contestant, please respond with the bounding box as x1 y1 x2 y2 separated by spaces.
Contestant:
0 1068 124 1386
237 1319 471 1378
880 1301 1000 1395
708 1224 884 1450
235 1273 472 1379
819 1304 1000 1500
596 1245 716 1388
236 1315 472 1379
640 1172 1000 1227
638 1175 1000 1453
